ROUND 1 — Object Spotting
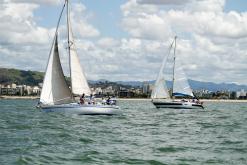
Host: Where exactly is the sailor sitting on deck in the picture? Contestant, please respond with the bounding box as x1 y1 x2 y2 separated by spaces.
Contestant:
106 96 116 105
88 94 95 104
106 97 111 105
102 97 107 105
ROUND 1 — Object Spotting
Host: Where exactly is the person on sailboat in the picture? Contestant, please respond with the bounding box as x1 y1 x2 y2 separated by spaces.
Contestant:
102 97 107 105
109 97 117 105
89 94 95 104
106 96 111 105
80 93 85 104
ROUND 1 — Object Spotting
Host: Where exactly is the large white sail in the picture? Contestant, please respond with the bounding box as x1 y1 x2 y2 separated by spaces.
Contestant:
172 59 194 97
40 35 74 105
67 3 91 96
151 76 170 99
151 43 172 99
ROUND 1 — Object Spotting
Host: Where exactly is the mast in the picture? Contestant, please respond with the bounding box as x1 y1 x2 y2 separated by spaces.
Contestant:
171 36 177 98
66 0 73 94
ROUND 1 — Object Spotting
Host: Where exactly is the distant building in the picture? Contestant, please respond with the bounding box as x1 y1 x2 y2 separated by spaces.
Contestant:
26 86 33 95
149 84 154 93
118 89 134 98
237 89 247 99
32 86 41 95
1 87 8 95
102 86 116 96
11 83 17 89
16 85 25 96
94 87 103 95
7 88 17 95
142 82 150 94
230 91 237 99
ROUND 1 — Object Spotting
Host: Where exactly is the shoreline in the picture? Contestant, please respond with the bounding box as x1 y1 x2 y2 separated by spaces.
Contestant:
0 96 39 100
0 96 247 103
117 98 247 102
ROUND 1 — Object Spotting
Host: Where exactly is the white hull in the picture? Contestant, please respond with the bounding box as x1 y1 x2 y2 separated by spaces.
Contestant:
38 103 120 115
152 100 204 109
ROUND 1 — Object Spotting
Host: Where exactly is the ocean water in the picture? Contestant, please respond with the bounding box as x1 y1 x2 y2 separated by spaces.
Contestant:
0 99 246 165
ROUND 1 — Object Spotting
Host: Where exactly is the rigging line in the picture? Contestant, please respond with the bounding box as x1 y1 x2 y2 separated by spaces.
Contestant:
48 1 67 61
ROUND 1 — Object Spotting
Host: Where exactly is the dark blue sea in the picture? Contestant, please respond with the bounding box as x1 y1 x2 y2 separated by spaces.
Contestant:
0 99 246 165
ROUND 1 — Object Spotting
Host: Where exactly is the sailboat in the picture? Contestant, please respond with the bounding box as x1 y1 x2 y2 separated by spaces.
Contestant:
37 0 120 115
151 36 204 109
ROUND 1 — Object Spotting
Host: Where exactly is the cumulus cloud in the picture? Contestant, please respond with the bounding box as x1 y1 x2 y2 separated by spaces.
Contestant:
119 0 247 84
121 0 158 17
137 0 191 5
0 2 50 44
69 3 100 38
4 0 61 5
97 37 120 48
187 0 225 12
0 1 100 74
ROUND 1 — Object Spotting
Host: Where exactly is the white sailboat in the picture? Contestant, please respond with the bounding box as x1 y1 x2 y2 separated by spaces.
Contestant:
151 36 204 109
37 0 120 115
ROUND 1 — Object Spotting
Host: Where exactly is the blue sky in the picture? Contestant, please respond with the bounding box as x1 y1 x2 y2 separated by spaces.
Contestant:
34 0 127 38
225 0 247 12
0 0 247 84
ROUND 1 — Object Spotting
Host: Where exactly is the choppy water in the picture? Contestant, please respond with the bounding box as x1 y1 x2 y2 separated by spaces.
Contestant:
0 99 246 165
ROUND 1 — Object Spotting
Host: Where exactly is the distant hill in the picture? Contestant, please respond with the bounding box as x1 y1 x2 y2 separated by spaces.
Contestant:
0 68 246 91
0 68 44 86
188 80 247 91
115 80 247 91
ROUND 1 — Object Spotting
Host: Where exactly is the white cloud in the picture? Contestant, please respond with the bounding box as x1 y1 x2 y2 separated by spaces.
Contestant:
6 0 61 5
122 13 173 40
0 3 50 44
70 3 100 38
119 0 247 84
121 0 158 17
137 0 191 5
187 0 225 12
97 37 120 48
0 1 100 74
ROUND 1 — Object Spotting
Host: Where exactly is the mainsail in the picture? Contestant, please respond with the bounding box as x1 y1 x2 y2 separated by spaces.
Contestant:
40 35 74 105
171 37 194 97
172 59 194 97
67 2 91 96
